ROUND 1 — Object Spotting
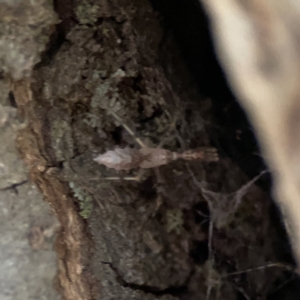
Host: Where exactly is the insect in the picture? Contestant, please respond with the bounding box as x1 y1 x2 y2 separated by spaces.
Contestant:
94 111 219 180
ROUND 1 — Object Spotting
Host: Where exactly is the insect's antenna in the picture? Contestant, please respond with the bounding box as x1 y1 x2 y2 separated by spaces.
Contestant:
108 111 147 148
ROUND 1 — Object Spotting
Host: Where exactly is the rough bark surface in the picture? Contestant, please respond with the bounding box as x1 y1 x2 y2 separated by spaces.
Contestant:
3 0 299 299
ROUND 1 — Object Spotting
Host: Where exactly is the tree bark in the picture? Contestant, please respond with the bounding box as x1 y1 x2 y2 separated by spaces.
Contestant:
3 0 298 299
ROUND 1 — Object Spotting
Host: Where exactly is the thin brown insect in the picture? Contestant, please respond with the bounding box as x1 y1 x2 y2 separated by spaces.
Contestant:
94 111 218 180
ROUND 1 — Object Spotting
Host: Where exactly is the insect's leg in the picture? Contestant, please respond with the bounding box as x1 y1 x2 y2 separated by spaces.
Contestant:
85 169 145 182
108 111 147 148
156 114 185 150
105 176 138 181
156 134 185 151
105 169 145 182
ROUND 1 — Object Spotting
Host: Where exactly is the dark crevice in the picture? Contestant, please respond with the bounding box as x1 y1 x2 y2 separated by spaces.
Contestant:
101 261 190 296
236 291 249 300
38 0 76 67
139 106 164 124
56 161 64 170
151 0 271 192
132 74 145 94
0 70 4 80
121 279 187 297
193 202 210 224
267 275 300 300
37 26 68 67
188 202 210 264
8 91 17 108
189 240 209 264
137 176 157 201
0 180 28 194
149 0 299 298
268 202 296 264
111 126 123 145
35 25 65 69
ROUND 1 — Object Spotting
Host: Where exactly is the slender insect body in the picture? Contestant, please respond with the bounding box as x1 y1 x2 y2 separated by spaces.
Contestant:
94 146 218 171
93 111 218 179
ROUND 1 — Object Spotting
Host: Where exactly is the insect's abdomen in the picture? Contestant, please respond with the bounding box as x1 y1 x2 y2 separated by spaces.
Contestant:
94 147 143 170
139 148 174 169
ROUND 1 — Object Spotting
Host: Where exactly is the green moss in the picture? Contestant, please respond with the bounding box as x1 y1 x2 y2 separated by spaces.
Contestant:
166 209 184 235
75 1 99 25
69 181 93 219
90 71 133 124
